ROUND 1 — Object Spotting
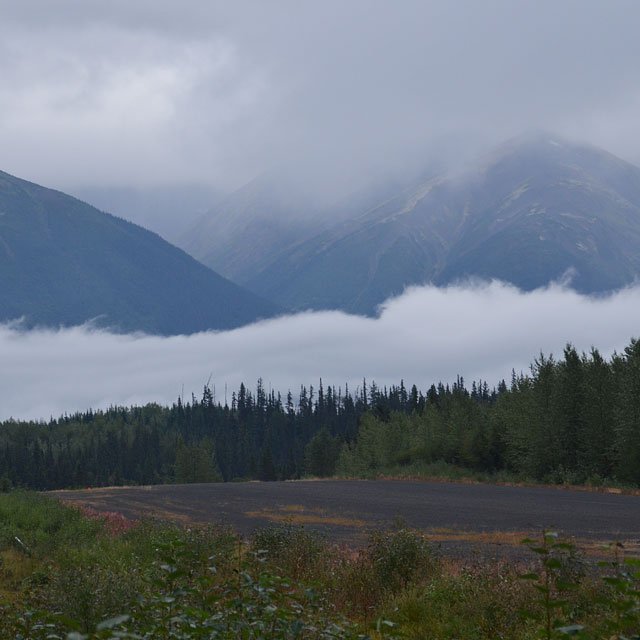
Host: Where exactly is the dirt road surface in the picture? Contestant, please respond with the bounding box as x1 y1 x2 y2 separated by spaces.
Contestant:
50 480 640 557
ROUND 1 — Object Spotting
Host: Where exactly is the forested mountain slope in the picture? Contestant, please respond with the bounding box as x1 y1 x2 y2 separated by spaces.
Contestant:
246 134 640 314
71 183 223 243
0 170 280 334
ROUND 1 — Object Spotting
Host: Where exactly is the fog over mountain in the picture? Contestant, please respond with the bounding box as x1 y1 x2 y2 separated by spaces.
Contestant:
245 134 640 314
1 0 640 221
2 281 639 421
177 168 416 283
70 184 224 242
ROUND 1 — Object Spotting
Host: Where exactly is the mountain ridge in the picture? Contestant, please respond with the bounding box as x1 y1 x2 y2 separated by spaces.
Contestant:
0 169 281 335
243 133 640 314
177 169 424 285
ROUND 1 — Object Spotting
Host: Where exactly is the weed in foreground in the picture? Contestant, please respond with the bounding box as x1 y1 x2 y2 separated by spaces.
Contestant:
596 543 640 639
366 525 438 594
251 522 328 581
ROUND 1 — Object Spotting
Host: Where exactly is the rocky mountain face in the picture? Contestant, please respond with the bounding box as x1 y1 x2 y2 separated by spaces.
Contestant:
243 134 640 314
0 170 280 335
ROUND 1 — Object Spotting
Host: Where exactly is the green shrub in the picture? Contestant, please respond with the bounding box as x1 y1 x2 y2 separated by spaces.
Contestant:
366 526 438 593
0 491 101 556
251 523 327 580
35 563 141 634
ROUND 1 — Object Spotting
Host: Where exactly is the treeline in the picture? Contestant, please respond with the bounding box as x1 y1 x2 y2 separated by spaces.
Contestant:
2 339 640 490
0 379 377 489
339 339 640 485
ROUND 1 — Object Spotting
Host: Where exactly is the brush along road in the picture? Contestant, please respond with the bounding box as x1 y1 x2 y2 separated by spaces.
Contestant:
50 480 640 555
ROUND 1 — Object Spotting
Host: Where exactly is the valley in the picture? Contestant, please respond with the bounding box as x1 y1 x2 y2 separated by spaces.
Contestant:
4 4 640 637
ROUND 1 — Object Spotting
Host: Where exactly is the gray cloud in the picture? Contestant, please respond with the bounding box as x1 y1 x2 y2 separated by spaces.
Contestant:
1 0 640 197
2 281 639 421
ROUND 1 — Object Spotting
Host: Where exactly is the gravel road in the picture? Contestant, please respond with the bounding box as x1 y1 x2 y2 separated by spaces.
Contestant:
51 480 640 555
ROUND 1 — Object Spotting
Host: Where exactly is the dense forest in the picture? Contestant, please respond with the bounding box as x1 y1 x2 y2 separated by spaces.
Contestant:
2 338 640 490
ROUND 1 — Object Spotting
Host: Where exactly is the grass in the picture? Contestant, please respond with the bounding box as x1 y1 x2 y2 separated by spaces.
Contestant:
0 491 639 639
0 490 103 555
245 508 371 528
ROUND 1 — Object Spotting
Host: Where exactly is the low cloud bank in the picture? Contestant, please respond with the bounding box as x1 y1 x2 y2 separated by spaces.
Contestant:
2 280 639 421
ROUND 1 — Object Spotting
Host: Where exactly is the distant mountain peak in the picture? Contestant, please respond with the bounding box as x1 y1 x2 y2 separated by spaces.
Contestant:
244 135 640 314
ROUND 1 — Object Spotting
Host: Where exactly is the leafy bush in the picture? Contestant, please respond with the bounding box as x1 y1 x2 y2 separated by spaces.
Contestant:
35 563 141 634
596 543 640 639
251 523 328 580
115 539 363 640
366 526 438 593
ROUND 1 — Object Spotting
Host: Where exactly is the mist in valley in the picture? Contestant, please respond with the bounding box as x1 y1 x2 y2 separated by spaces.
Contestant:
2 280 639 421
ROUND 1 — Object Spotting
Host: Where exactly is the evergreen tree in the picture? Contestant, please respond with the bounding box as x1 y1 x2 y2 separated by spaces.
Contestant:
174 437 222 484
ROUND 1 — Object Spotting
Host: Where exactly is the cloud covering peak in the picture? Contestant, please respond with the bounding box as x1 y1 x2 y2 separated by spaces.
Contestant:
1 1 640 195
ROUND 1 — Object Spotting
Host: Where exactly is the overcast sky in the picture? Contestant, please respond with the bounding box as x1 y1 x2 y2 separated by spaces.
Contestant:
2 3 640 422
1 0 640 194
2 281 639 421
